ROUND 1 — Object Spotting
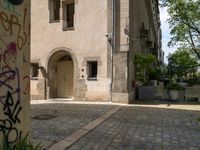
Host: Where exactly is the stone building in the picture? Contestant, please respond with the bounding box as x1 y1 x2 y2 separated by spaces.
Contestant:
31 0 162 103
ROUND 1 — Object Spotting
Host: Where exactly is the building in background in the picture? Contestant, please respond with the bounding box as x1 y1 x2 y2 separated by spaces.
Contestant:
31 0 162 103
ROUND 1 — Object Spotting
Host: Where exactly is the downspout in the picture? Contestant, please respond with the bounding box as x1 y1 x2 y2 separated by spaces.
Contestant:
111 0 116 102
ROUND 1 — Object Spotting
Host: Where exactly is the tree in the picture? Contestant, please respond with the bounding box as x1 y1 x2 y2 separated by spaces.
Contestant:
134 54 156 83
167 48 198 80
161 0 200 59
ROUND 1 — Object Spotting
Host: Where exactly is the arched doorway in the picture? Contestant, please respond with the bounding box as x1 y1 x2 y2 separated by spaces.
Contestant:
48 50 74 98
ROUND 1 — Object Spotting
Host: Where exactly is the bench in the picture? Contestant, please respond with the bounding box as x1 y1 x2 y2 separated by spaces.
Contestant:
184 87 200 102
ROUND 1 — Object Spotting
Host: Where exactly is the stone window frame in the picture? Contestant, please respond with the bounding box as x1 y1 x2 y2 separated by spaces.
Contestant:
62 0 75 31
49 0 61 23
87 61 98 80
83 57 102 81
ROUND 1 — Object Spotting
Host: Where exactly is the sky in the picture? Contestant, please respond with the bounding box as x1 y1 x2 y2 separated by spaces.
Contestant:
160 7 177 63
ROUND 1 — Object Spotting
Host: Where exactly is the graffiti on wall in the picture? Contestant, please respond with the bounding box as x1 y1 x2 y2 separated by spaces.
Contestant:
0 0 29 147
0 38 22 146
0 8 28 50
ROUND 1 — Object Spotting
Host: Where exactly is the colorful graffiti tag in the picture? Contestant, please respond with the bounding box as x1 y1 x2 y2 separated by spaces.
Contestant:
0 0 30 148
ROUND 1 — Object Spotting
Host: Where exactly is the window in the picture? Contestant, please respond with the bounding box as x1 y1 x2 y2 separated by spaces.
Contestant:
49 0 60 22
31 63 39 78
87 61 98 80
63 0 75 30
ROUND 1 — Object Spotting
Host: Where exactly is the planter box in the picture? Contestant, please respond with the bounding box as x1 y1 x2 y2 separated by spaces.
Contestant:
167 90 185 101
168 90 179 101
138 86 155 101
154 85 165 100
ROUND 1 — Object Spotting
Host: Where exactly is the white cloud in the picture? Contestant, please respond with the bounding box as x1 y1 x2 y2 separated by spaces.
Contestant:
160 7 169 23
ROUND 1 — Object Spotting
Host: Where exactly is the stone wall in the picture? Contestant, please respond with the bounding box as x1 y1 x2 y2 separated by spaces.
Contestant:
0 0 30 148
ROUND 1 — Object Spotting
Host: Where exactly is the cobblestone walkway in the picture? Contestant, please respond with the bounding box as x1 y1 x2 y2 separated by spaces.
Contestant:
31 102 114 148
68 105 200 150
31 101 200 150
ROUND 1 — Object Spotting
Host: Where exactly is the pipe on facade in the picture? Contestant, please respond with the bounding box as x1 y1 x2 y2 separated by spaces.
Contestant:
110 0 116 102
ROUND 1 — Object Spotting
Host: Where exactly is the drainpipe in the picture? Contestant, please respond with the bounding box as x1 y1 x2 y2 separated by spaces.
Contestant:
110 0 116 102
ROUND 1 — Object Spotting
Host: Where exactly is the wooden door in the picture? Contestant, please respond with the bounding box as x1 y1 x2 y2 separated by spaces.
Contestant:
56 61 74 98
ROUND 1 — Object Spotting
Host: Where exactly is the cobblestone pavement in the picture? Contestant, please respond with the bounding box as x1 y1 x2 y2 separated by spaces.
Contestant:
68 105 200 150
31 101 114 148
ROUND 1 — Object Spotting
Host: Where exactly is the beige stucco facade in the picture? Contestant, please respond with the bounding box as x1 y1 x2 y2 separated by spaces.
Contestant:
0 0 30 148
31 0 161 103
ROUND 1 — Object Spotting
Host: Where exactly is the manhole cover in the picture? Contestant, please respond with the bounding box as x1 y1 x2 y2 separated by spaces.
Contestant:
32 114 58 120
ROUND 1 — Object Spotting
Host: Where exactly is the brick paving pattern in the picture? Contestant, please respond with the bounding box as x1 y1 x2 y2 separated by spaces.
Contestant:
68 106 200 150
31 103 114 148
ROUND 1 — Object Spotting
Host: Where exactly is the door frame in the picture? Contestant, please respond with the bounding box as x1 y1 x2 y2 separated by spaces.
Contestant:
46 48 78 99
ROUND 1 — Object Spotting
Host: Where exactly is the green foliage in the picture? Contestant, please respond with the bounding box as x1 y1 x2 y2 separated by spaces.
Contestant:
2 133 12 150
134 54 156 83
166 83 184 91
148 68 162 80
1 133 42 150
160 0 200 59
167 48 198 80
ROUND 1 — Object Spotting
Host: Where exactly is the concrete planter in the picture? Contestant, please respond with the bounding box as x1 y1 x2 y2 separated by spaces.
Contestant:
151 80 158 86
138 86 155 101
168 90 179 101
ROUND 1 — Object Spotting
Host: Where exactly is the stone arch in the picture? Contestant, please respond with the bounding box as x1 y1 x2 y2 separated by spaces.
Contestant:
46 47 79 99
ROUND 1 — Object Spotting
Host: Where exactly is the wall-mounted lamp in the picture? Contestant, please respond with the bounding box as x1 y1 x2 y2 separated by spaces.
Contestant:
124 25 129 36
105 33 112 44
